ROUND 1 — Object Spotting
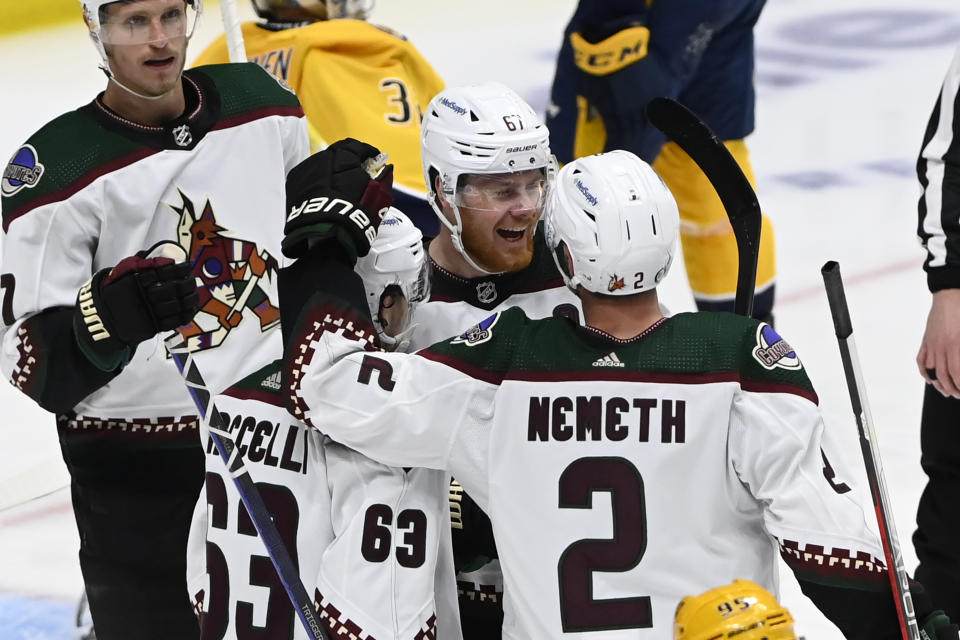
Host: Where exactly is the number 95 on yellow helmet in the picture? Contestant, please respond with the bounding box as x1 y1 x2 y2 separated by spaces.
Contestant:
674 579 798 640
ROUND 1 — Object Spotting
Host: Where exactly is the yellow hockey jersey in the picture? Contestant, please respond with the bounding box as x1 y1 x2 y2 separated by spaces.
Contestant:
194 20 445 235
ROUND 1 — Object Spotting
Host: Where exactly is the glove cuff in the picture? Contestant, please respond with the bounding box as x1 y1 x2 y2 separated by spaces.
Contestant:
571 25 650 76
281 222 361 264
73 271 132 372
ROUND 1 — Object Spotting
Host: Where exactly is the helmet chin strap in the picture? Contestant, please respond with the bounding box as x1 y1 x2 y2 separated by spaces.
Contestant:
428 174 501 276
448 202 505 276
90 30 186 103
102 65 178 101
379 322 418 353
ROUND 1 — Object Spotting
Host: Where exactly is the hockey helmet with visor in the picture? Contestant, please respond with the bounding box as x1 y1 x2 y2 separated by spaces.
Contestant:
355 208 430 351
421 82 557 274
83 0 202 46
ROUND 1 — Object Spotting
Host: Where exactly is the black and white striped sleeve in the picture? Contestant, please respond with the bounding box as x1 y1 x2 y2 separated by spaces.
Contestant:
918 45 960 293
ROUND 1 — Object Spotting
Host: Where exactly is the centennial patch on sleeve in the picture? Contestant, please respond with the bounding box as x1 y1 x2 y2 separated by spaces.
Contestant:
2 145 45 197
752 323 801 371
451 312 500 347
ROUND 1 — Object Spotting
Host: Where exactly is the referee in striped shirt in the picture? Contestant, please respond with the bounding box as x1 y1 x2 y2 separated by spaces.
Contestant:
915 43 960 623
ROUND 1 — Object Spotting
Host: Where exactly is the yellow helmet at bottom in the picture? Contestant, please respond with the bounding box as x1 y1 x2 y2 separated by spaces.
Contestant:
674 579 798 640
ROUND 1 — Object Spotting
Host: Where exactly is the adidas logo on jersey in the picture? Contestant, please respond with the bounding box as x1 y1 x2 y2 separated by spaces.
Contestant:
261 371 282 390
592 352 624 368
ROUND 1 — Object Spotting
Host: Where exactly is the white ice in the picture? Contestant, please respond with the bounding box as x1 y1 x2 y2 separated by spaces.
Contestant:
2 0 959 637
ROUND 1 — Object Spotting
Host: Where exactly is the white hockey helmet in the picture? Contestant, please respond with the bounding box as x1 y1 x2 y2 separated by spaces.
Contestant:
421 82 557 273
355 208 430 351
81 0 203 82
544 150 679 296
250 0 373 21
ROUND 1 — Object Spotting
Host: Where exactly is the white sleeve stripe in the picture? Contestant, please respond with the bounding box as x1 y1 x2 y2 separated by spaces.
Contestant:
919 45 960 268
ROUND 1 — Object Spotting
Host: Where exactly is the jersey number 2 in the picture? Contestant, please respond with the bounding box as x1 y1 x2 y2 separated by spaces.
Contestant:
558 456 652 632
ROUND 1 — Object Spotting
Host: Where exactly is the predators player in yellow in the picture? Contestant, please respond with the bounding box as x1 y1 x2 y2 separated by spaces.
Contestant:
547 0 776 321
193 0 445 236
673 580 798 640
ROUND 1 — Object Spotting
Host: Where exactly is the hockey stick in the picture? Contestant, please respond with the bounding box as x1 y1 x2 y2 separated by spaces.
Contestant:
219 0 248 63
0 457 70 512
164 336 330 640
821 261 920 640
646 97 762 317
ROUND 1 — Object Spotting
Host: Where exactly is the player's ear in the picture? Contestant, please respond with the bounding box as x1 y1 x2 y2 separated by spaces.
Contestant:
434 174 448 205
434 174 457 222
563 244 574 277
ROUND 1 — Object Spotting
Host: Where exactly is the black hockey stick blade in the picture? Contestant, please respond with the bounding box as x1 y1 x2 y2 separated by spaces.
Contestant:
646 97 762 317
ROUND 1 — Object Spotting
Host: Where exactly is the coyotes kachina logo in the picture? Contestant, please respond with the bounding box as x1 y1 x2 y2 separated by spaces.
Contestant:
607 274 625 292
150 191 280 352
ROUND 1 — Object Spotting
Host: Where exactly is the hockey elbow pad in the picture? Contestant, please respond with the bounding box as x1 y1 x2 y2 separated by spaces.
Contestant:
73 256 198 371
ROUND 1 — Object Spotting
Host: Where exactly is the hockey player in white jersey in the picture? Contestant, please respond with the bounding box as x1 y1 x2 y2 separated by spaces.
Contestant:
191 205 440 639
412 82 581 638
0 1 310 637
414 82 578 347
279 145 960 639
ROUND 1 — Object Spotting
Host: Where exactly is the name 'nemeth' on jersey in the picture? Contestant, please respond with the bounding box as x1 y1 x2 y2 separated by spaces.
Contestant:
527 395 686 443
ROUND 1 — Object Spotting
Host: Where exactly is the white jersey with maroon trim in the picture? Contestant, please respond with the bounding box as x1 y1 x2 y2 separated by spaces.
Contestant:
405 229 581 639
188 360 332 640
411 227 581 350
190 360 443 640
288 305 890 639
0 63 308 435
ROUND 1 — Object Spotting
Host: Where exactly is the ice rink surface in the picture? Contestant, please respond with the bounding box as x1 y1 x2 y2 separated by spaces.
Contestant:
2 0 960 636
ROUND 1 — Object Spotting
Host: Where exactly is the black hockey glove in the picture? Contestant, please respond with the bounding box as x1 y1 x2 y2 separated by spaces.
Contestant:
282 137 394 264
912 580 960 640
566 18 673 161
922 611 960 640
73 256 198 372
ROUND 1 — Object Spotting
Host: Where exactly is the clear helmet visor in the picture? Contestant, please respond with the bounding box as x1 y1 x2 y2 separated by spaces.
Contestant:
376 259 430 345
370 256 431 339
98 1 200 46
453 169 548 214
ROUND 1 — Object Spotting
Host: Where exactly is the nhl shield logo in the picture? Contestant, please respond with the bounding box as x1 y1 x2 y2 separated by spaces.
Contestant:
451 312 500 347
2 145 45 196
172 124 193 147
752 323 801 371
476 281 497 304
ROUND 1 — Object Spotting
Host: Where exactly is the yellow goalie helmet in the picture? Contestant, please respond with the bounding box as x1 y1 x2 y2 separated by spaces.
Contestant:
674 579 798 640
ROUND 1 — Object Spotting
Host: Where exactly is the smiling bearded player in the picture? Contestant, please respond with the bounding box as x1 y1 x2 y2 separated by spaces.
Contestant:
404 82 581 639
